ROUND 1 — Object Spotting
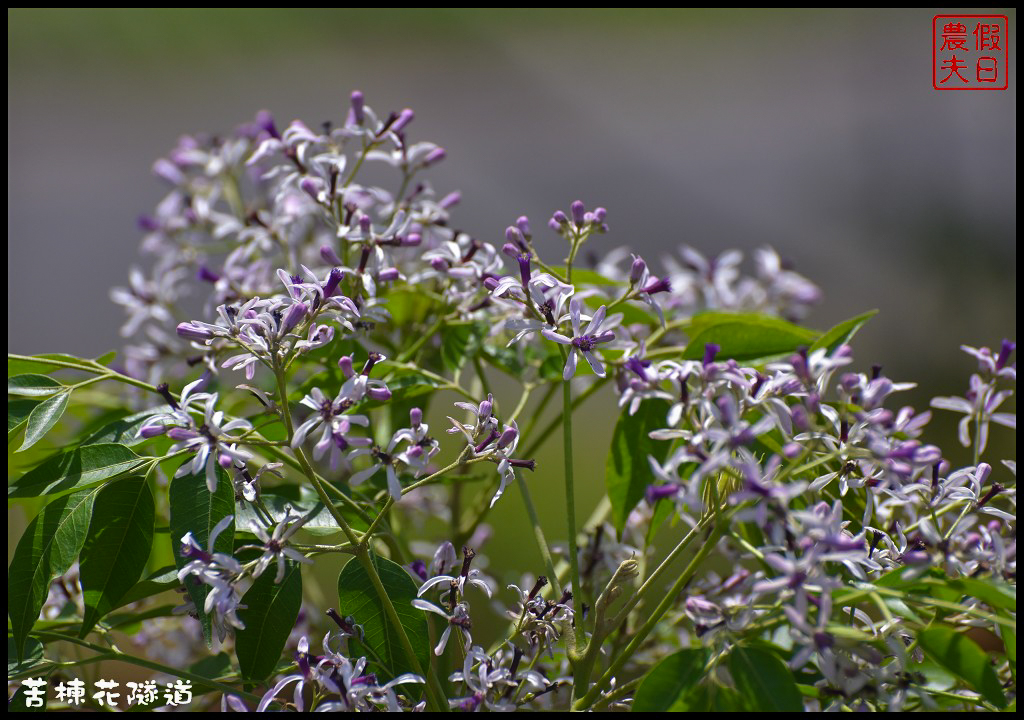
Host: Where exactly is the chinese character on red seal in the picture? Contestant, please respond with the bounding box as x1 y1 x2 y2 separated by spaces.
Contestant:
934 15 1009 90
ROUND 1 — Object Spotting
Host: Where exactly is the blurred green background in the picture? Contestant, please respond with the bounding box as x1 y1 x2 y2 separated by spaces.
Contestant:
7 8 1017 683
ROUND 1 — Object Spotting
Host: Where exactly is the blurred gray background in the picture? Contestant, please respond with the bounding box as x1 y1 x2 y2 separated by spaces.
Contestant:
8 8 1016 410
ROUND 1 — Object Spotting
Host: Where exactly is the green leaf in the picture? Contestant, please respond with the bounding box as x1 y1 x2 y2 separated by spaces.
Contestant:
188 651 233 680
618 300 659 327
872 568 1015 614
169 463 235 645
677 684 744 712
918 626 1007 708
810 310 877 355
605 399 672 534
237 493 362 537
440 322 483 372
727 646 803 712
682 312 818 363
8 374 65 397
645 492 676 545
18 389 71 451
8 636 45 677
115 565 181 609
82 406 172 447
386 288 439 328
8 398 38 434
7 352 102 376
8 487 99 658
1002 622 1016 681
9 443 147 498
236 562 303 681
79 476 155 636
943 577 1016 613
374 368 444 406
480 344 528 377
337 553 429 680
632 648 708 712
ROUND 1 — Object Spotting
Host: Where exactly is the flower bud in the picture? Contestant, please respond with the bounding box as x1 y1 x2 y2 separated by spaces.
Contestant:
702 343 720 367
440 191 461 209
645 483 680 504
168 427 199 442
629 256 647 285
642 276 672 295
197 265 221 284
423 147 446 166
139 424 168 439
280 302 308 336
367 386 392 402
391 108 415 133
497 426 518 450
338 355 355 378
505 226 527 251
137 214 159 232
320 245 343 265
255 109 279 139
323 267 344 298
349 90 365 125
996 339 1015 370
516 215 531 238
153 158 184 185
300 176 321 200
177 322 214 342
571 200 586 227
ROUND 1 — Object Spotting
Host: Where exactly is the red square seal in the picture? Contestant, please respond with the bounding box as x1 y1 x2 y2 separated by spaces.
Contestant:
934 15 1009 90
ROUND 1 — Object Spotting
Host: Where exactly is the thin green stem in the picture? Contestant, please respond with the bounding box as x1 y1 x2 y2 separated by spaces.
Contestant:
356 551 449 711
521 382 558 440
517 474 561 596
385 361 477 401
507 382 534 425
9 353 165 395
606 517 708 631
522 377 606 459
272 354 447 712
574 519 727 710
361 449 471 543
473 355 491 398
395 315 446 363
561 371 583 651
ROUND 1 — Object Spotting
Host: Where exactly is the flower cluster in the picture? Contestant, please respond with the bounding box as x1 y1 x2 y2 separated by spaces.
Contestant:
11 90 1012 713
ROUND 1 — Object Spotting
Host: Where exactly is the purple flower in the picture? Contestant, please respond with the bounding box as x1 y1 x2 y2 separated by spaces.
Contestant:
250 506 315 583
542 298 615 380
169 393 253 493
416 546 493 601
410 600 473 656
